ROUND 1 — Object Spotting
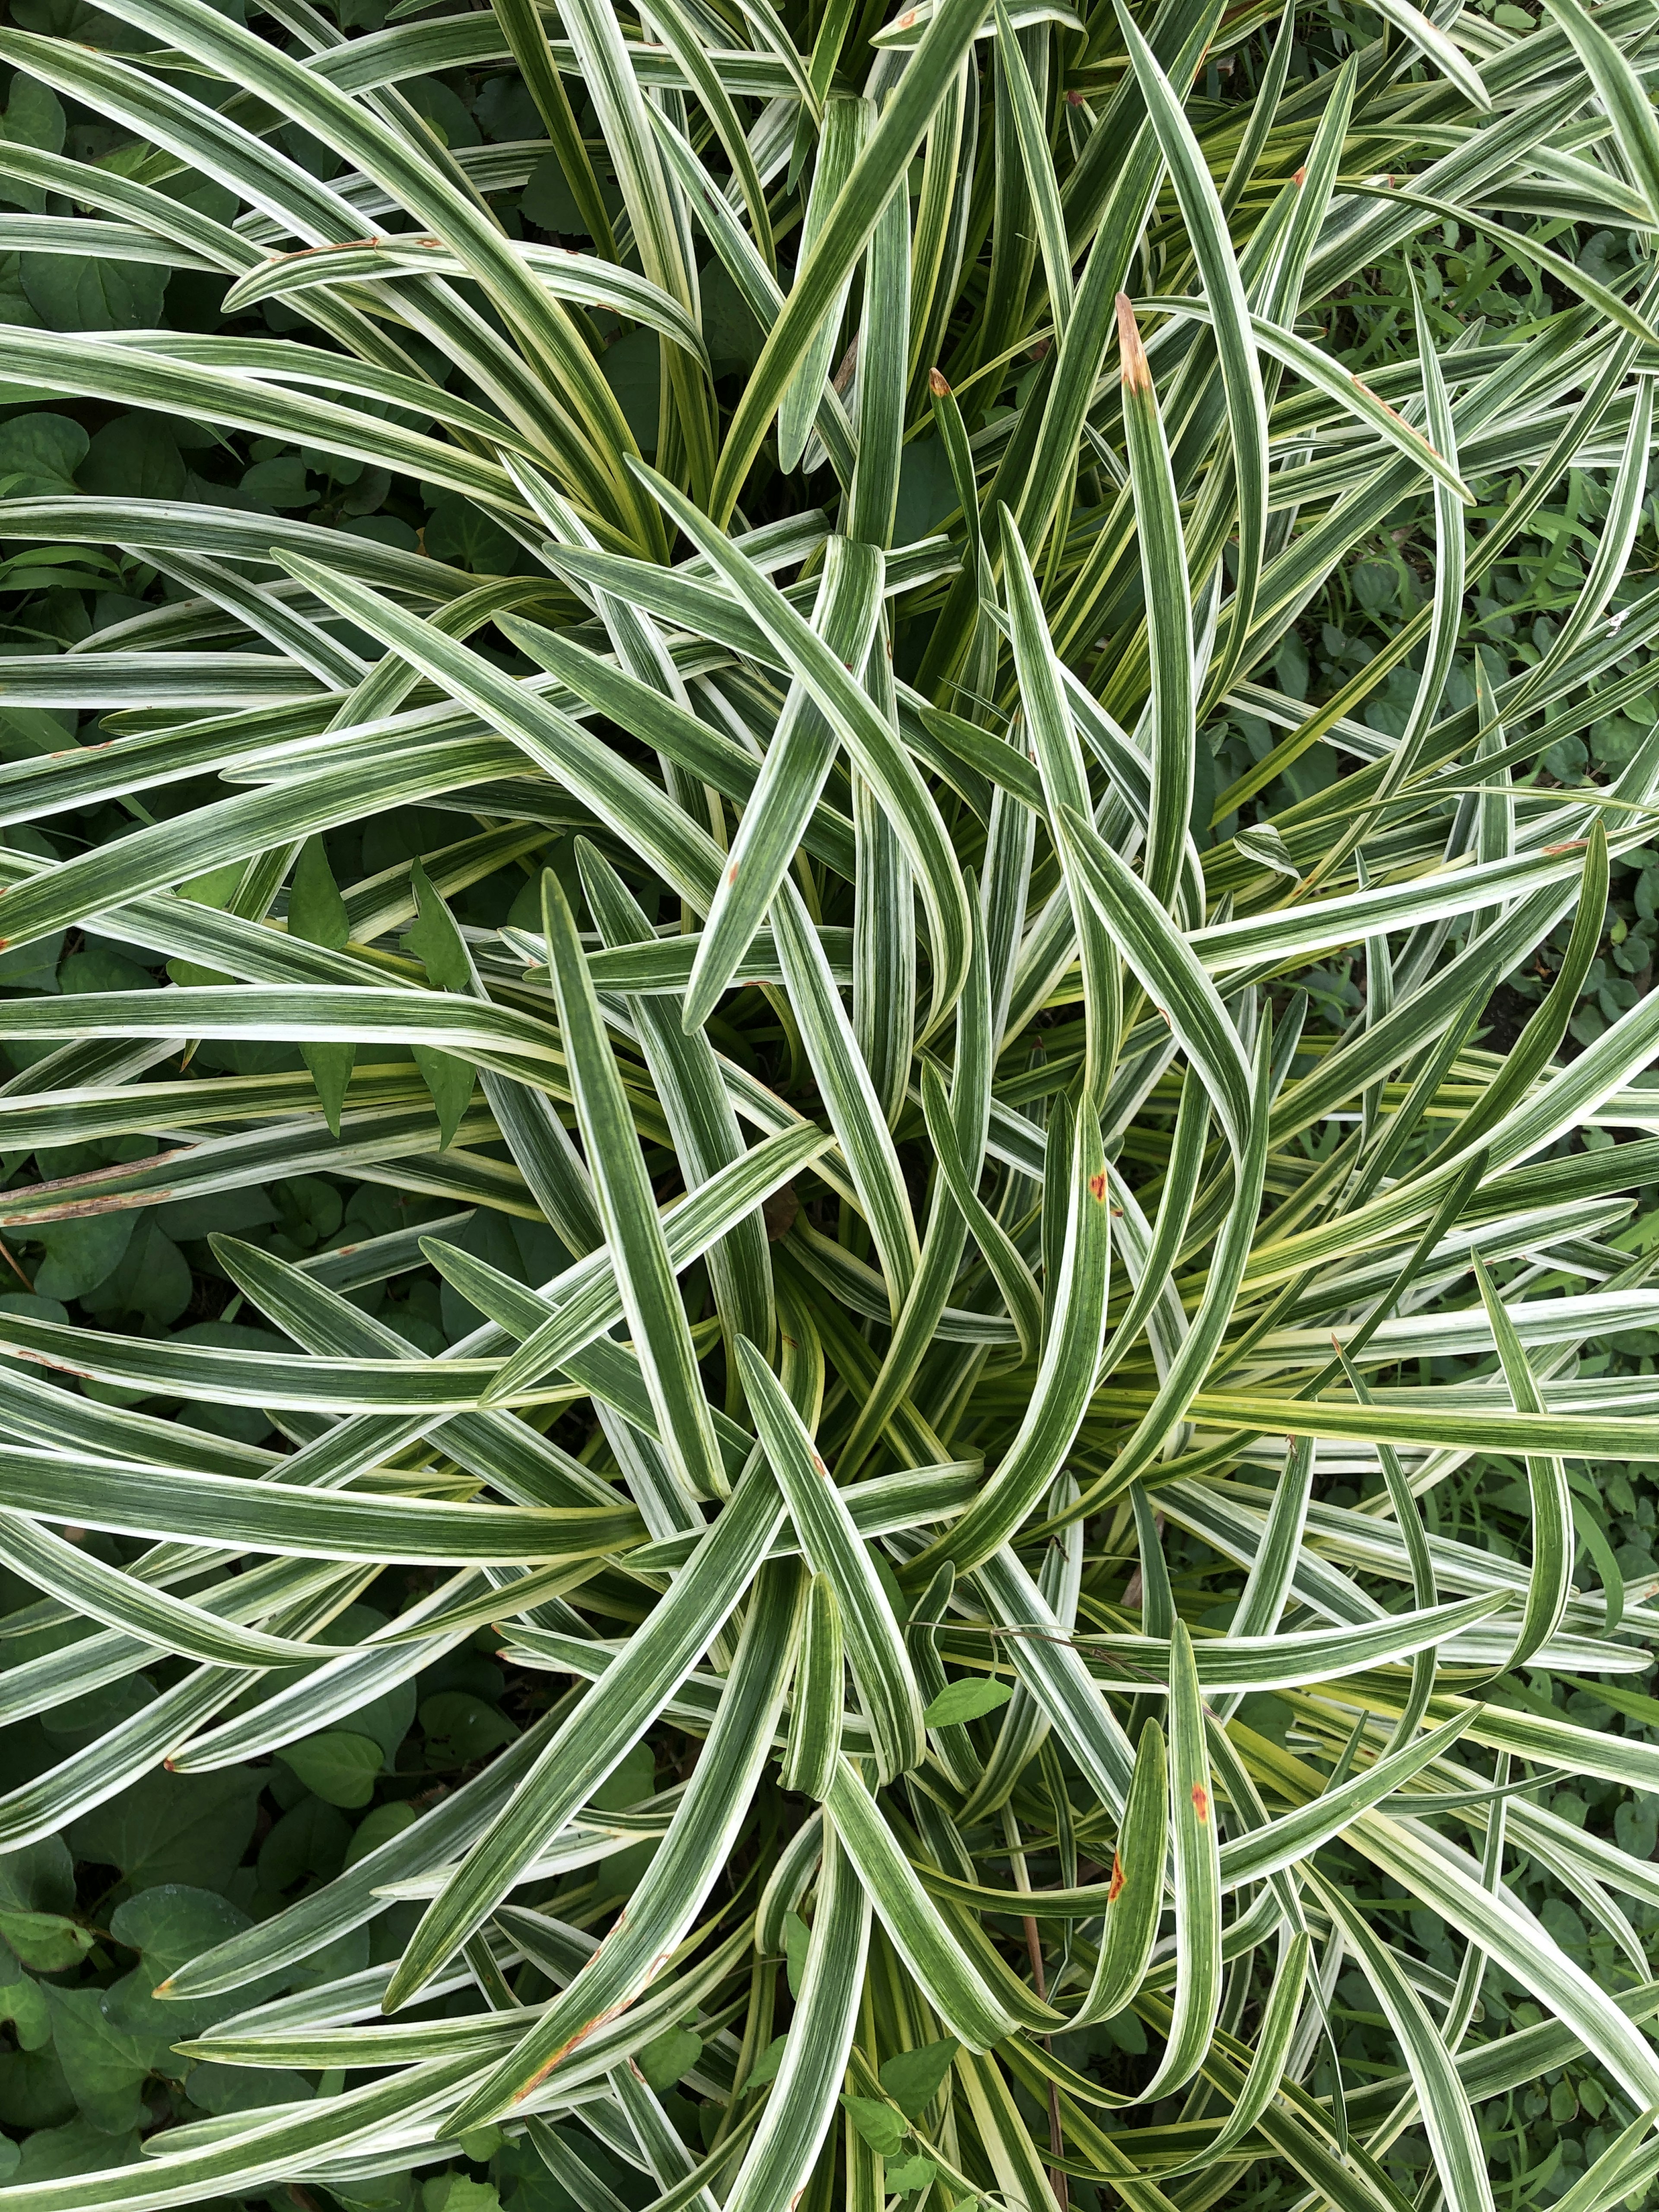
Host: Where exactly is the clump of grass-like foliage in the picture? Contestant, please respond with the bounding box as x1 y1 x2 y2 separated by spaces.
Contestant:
0 0 1657 2207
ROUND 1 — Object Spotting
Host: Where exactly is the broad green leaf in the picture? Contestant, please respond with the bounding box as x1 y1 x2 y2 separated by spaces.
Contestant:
923 1678 1012 1728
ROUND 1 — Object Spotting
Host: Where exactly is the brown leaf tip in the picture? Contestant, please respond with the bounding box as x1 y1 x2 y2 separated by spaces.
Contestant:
929 367 951 397
1115 294 1151 392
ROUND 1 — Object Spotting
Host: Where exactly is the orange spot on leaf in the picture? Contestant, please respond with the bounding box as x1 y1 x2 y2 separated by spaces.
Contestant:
1107 1854 1125 1902
1192 1785 1210 1822
1088 1172 1106 1202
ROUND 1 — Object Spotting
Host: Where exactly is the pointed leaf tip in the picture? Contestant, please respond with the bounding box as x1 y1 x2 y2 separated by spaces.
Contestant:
1116 293 1152 390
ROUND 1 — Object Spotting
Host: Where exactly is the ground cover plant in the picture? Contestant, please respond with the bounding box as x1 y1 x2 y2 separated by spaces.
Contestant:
3 0 1659 2207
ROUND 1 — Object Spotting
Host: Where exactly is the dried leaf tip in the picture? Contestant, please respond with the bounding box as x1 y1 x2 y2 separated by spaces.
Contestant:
1115 294 1151 392
929 367 951 397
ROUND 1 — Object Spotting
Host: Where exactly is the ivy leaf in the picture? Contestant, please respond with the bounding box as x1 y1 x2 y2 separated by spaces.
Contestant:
418 1691 518 1767
276 1731 384 1810
423 2177 502 2212
68 1767 264 1893
271 1174 345 1255
406 861 472 992
259 1798 353 1897
186 2058 317 2117
406 861 474 1147
637 2026 702 2091
26 1213 138 1303
0 77 64 213
109 1887 251 1983
80 416 188 502
344 1802 420 1870
599 331 661 454
11 2118 133 2185
306 1034 357 1141
240 454 311 508
421 490 521 574
922 1678 1012 1728
0 413 85 498
840 2096 906 2156
290 838 351 951
40 1986 155 2132
782 1909 811 1999
105 1885 259 2042
0 252 43 333
287 838 357 1133
19 254 166 331
746 2034 788 2088
412 1047 474 1151
0 1838 75 1918
886 2154 939 2193
78 1215 192 1327
0 1958 52 2053
878 2038 959 2121
0 1912 94 1975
